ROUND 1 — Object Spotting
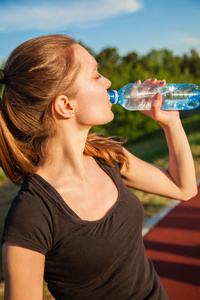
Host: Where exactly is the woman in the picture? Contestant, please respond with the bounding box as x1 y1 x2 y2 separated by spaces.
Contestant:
0 35 197 300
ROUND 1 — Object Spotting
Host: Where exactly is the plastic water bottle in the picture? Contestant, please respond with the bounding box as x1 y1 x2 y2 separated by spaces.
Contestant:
108 83 200 110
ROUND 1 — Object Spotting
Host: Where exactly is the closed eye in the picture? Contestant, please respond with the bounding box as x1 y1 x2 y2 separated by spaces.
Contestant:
96 74 101 79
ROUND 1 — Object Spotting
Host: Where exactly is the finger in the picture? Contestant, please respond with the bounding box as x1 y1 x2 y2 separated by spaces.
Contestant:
135 80 141 86
143 78 166 86
143 78 157 84
152 93 163 111
141 93 162 118
154 92 162 101
157 80 166 86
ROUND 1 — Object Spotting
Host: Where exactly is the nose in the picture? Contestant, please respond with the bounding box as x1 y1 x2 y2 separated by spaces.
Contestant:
105 77 111 89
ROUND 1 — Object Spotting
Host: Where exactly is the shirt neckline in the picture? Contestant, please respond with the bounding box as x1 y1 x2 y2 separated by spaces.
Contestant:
29 157 121 225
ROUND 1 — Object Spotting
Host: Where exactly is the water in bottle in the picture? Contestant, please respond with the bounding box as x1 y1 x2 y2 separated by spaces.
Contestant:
108 83 200 111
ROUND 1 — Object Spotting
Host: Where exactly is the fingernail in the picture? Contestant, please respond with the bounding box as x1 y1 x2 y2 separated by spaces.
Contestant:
151 78 156 81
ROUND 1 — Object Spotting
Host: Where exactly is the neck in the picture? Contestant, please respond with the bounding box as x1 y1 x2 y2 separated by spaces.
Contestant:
36 125 90 184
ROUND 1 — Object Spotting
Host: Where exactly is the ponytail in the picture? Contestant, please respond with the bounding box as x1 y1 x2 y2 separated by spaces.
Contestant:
0 69 37 184
0 106 37 184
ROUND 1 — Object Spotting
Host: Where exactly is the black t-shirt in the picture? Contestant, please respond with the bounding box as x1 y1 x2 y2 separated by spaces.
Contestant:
2 157 169 300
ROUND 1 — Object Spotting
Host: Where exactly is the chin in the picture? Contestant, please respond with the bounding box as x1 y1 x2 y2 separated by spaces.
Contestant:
99 113 114 125
88 111 114 127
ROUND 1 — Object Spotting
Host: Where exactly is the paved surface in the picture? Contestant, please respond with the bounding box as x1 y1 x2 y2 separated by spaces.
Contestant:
144 185 200 300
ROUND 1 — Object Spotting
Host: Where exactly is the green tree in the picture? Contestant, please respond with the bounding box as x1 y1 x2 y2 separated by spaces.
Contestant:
188 49 200 79
122 51 138 68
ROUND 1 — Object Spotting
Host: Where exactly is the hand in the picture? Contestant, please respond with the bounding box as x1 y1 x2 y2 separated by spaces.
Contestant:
143 93 180 128
136 78 180 128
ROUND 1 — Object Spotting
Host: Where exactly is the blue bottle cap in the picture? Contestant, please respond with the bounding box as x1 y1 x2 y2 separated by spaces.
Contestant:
108 90 118 104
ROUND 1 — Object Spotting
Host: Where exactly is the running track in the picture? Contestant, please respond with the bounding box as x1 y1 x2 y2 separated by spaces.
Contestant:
144 185 200 300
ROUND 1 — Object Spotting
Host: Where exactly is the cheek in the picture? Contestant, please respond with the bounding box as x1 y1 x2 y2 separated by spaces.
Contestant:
75 90 101 115
76 105 103 124
75 101 113 126
74 88 113 125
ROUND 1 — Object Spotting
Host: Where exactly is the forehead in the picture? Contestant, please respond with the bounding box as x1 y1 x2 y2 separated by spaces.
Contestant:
74 45 97 70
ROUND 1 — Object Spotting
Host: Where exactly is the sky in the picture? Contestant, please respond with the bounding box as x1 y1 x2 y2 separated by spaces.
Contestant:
0 0 200 63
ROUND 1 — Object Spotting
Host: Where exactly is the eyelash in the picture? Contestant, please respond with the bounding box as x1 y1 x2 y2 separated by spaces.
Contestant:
96 74 101 79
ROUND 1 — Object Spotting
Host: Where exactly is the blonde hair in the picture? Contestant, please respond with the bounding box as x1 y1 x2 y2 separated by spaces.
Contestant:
0 35 128 184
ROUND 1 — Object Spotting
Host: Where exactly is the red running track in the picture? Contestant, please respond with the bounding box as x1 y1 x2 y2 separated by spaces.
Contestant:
144 185 200 300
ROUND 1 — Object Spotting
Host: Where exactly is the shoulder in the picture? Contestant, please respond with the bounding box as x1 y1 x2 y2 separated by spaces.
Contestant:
94 156 124 186
2 176 54 254
6 176 54 226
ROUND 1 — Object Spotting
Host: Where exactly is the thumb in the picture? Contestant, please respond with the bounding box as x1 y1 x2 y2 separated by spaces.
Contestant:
152 93 163 110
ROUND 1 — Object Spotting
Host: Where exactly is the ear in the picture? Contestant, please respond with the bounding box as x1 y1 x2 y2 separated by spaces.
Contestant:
53 95 74 118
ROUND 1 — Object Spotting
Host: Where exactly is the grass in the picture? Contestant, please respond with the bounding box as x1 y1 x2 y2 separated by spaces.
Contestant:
0 114 199 298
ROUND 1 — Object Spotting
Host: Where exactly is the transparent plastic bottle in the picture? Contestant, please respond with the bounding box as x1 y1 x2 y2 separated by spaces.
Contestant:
108 83 200 111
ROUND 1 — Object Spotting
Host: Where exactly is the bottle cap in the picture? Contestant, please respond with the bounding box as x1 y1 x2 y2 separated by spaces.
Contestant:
108 90 118 104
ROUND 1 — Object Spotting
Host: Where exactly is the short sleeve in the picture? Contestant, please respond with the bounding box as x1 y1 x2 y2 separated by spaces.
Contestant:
2 192 54 255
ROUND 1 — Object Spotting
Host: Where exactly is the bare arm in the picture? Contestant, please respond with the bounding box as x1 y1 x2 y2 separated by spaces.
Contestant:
3 242 45 300
121 85 197 201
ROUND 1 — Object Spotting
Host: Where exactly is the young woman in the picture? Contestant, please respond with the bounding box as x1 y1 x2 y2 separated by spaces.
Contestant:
0 35 197 300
